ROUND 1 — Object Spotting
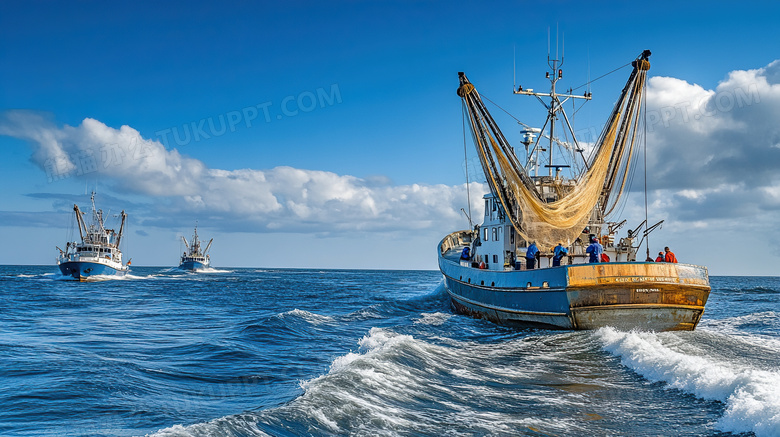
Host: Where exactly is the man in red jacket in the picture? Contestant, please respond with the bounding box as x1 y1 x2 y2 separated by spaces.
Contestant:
664 247 678 263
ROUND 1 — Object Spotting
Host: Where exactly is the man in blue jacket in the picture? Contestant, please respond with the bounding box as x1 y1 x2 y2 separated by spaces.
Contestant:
525 242 539 269
553 243 568 267
585 237 603 263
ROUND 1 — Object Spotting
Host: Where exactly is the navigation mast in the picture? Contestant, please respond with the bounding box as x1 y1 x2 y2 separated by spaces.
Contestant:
513 54 591 177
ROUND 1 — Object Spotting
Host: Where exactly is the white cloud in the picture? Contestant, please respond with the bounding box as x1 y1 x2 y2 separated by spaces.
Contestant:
0 111 486 234
644 59 780 222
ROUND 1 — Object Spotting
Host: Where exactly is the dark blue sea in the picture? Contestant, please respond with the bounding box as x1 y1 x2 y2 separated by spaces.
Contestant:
1 267 778 437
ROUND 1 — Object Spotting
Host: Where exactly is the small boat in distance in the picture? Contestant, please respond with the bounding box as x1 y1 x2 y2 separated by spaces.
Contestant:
58 192 129 281
179 225 212 271
439 50 710 331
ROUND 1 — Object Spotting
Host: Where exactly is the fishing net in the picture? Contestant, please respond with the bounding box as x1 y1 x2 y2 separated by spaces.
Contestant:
459 54 649 249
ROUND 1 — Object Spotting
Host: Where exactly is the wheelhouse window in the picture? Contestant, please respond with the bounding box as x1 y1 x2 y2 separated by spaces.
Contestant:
483 227 489 241
485 199 489 216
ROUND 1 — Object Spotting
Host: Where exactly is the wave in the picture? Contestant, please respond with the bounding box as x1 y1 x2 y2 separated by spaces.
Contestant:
596 327 780 437
278 309 335 325
341 305 383 322
146 418 273 437
413 312 453 326
699 311 780 349
150 327 573 436
283 328 579 436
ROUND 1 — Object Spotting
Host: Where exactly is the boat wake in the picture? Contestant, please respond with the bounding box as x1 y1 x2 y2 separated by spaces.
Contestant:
5 272 64 280
191 267 232 273
596 326 780 437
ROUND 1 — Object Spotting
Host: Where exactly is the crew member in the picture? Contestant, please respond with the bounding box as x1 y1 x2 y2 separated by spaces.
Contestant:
553 243 568 267
586 237 603 263
664 247 678 263
526 242 539 269
460 247 471 260
655 251 664 262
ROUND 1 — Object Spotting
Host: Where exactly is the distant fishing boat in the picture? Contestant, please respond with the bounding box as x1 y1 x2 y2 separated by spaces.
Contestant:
438 50 711 331
57 192 129 281
179 225 212 271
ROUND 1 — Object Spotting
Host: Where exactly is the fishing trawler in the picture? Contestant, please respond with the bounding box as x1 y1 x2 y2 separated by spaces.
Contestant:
57 192 129 281
179 225 212 271
438 50 711 331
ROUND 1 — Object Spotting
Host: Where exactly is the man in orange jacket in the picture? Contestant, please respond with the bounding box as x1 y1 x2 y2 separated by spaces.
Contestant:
664 247 678 263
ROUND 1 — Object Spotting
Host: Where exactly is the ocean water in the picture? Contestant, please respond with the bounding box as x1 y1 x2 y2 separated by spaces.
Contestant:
0 267 778 437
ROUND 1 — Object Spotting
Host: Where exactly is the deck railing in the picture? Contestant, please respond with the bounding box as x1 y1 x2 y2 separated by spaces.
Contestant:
440 230 473 255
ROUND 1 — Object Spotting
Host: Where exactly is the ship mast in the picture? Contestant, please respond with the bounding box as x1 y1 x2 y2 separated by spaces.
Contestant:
514 54 591 178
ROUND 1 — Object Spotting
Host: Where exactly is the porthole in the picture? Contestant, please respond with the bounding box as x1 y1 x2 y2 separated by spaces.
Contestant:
481 280 484 285
491 282 495 287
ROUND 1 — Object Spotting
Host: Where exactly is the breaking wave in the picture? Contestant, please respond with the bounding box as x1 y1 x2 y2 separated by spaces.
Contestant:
597 327 780 437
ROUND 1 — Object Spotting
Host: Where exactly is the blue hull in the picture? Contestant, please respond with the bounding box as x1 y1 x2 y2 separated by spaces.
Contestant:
59 261 128 281
179 261 209 271
440 259 574 329
438 236 711 331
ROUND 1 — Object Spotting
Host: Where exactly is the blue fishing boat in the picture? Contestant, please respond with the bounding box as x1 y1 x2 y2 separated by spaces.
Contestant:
57 192 130 281
439 50 710 331
179 225 212 271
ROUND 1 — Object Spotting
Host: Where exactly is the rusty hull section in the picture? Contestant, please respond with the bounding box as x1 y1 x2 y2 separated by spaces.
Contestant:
566 263 710 331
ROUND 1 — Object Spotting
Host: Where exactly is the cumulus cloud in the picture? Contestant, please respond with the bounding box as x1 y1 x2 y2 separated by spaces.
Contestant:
643 59 780 228
0 110 484 234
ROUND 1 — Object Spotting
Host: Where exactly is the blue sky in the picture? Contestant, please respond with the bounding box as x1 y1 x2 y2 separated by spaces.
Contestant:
2 0 780 274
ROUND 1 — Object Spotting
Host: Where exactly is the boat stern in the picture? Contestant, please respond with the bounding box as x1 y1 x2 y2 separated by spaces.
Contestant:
565 262 710 331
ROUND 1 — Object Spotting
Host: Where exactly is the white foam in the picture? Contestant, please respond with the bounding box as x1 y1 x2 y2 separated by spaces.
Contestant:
192 267 232 273
596 327 780 437
294 328 427 431
413 312 453 326
145 416 272 437
77 274 130 281
122 273 157 280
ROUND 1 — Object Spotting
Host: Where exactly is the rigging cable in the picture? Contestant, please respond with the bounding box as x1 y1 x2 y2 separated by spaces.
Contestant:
643 76 650 261
462 102 473 229
480 94 533 129
571 62 632 91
